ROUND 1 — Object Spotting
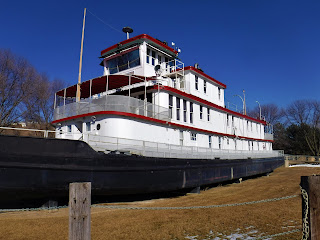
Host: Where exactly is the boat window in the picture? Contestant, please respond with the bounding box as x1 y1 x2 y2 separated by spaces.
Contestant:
191 133 197 141
107 58 118 74
146 48 150 64
183 100 187 122
152 51 156 65
218 87 221 99
86 122 91 131
204 81 207 93
158 55 162 64
200 105 203 119
218 137 221 149
97 124 101 131
207 108 210 121
195 76 198 90
128 49 140 68
209 136 212 148
106 49 140 74
179 131 184 146
67 125 72 133
169 95 173 118
190 102 193 124
176 97 180 121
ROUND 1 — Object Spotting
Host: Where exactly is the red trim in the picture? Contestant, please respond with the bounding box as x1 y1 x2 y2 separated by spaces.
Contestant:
101 34 178 56
183 66 227 89
52 111 273 143
152 85 267 125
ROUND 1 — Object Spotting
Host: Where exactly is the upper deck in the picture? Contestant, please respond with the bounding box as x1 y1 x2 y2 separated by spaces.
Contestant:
52 33 273 153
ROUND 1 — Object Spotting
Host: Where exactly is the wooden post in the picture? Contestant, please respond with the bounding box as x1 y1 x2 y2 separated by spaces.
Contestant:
69 182 91 240
284 159 290 167
300 176 320 240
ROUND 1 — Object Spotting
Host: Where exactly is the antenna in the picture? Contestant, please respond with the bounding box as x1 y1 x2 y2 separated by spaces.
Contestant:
122 27 133 39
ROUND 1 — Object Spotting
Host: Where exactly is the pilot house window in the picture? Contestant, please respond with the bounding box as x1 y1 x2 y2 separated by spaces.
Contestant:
106 49 140 74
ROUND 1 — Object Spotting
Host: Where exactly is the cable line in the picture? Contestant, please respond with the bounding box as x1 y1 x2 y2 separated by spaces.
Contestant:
87 9 122 34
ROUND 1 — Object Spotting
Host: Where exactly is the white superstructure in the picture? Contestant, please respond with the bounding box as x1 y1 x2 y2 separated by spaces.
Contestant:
53 34 277 159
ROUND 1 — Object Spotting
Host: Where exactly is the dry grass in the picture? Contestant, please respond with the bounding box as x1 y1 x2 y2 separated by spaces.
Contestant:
0 166 319 240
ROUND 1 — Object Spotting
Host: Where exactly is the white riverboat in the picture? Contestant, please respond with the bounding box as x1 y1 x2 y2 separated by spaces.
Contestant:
53 33 278 160
0 33 283 207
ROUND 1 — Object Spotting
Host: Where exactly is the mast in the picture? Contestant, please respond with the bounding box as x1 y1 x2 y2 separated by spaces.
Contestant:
76 8 86 102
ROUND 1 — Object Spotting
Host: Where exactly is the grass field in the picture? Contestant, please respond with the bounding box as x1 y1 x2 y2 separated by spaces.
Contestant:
0 166 319 240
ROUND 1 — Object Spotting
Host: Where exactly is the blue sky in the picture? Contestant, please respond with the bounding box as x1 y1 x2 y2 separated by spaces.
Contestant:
1 0 319 110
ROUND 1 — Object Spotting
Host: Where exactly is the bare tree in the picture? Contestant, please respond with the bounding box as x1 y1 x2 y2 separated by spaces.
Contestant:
284 100 320 158
0 49 37 126
285 100 316 125
248 103 284 125
23 75 64 129
0 49 65 131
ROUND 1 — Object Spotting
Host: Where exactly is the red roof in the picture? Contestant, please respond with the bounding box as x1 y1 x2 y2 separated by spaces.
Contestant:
56 75 153 98
100 34 178 57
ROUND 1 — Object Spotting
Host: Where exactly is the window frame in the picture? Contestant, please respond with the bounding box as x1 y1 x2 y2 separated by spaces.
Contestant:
176 97 180 121
195 75 198 90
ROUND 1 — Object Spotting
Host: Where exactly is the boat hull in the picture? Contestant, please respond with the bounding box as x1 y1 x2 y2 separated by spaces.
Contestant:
0 135 283 205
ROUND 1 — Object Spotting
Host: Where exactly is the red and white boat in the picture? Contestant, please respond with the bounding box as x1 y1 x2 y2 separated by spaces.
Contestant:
0 33 283 206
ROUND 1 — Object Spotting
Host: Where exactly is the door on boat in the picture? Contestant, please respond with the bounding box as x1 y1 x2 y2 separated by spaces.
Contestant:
83 121 91 142
179 130 184 146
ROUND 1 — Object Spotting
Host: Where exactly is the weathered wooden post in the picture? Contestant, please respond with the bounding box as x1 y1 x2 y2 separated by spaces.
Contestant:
284 159 290 167
300 176 320 240
69 182 91 240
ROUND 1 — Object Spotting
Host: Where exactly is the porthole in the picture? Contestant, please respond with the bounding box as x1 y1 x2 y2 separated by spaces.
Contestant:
97 124 101 130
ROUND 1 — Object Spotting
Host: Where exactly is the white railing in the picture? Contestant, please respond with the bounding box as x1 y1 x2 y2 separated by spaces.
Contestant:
86 134 283 160
0 126 283 160
54 95 171 122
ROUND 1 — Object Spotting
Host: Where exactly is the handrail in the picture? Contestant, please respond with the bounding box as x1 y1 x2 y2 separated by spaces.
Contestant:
53 95 171 122
0 126 283 159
